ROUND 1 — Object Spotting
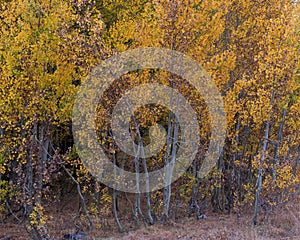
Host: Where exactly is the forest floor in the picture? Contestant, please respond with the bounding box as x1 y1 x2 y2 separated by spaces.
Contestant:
1 197 299 240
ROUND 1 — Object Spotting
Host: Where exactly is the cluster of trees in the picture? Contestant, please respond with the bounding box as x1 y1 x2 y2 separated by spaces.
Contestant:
0 0 299 239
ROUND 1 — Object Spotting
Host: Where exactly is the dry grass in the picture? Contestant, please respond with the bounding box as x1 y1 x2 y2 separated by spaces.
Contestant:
103 206 300 240
1 198 299 240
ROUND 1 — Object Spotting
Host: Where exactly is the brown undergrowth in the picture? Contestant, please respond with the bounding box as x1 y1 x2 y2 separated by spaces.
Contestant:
0 196 299 240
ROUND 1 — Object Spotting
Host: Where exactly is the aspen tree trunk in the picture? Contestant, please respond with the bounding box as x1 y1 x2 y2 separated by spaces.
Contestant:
253 90 275 225
272 108 287 179
162 81 177 220
25 121 43 240
133 146 147 225
125 100 150 224
113 153 125 232
228 115 241 212
131 108 154 224
113 188 124 231
37 123 51 239
133 150 142 223
139 143 154 224
163 113 179 220
112 151 127 228
114 151 127 214
218 10 240 212
162 112 173 221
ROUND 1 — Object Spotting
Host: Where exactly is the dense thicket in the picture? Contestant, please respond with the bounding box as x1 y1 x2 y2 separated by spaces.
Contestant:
0 0 299 239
